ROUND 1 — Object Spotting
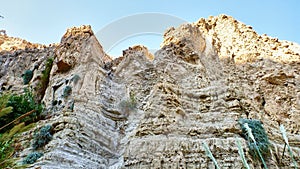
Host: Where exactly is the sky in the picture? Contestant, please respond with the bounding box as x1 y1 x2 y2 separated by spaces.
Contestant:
1 0 299 57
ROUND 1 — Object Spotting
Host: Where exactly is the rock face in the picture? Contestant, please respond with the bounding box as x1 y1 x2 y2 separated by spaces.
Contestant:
0 34 56 95
0 34 45 51
0 15 299 168
194 15 300 64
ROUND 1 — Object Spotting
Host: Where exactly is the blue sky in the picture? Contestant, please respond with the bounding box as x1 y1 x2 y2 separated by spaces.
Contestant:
1 0 299 56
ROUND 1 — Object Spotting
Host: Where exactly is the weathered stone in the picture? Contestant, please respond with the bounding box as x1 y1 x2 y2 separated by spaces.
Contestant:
0 15 300 169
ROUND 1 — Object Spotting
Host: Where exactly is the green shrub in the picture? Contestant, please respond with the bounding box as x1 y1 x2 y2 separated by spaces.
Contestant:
62 86 72 98
7 88 42 116
0 89 43 132
36 57 54 102
32 125 52 150
40 58 53 89
22 152 43 164
239 118 270 158
0 107 13 118
0 93 10 109
22 70 33 85
0 122 38 168
43 58 54 81
0 139 13 162
239 118 269 169
1 123 25 141
0 131 15 167
0 93 13 118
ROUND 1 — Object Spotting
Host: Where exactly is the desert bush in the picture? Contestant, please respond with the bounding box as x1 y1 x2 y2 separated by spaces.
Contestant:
22 152 43 164
5 89 42 123
32 125 52 150
36 57 54 102
0 122 38 168
0 89 42 132
239 118 269 169
0 106 13 118
1 123 25 141
0 93 13 118
0 131 16 168
0 138 13 162
7 88 42 116
239 119 270 158
22 70 33 85
42 58 53 82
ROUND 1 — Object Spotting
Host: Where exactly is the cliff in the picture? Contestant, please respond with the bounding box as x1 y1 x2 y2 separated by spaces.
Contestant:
0 15 299 168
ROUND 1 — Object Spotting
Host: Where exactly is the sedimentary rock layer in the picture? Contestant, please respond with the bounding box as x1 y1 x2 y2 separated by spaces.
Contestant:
0 15 299 168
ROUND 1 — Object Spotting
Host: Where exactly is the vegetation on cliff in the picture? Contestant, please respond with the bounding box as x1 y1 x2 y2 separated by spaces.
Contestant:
0 89 43 168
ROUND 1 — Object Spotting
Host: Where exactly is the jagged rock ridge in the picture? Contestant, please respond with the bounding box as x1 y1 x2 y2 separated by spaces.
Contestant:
0 15 299 168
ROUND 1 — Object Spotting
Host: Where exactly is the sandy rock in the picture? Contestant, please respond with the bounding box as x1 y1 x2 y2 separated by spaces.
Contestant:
1 15 300 168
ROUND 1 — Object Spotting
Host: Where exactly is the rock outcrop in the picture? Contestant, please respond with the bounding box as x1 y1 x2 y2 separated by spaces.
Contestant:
0 15 299 168
0 34 56 94
0 34 46 51
194 15 300 64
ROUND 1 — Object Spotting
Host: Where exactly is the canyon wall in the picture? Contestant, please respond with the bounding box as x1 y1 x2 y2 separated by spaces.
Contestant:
0 15 299 168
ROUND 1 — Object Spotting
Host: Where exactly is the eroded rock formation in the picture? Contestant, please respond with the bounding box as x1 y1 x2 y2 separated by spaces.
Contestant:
0 15 299 168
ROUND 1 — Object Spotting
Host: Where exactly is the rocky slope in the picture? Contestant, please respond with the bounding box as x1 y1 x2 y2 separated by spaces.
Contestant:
0 15 299 168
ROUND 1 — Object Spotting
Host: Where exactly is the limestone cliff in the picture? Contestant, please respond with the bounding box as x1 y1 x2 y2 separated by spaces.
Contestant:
0 15 299 169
